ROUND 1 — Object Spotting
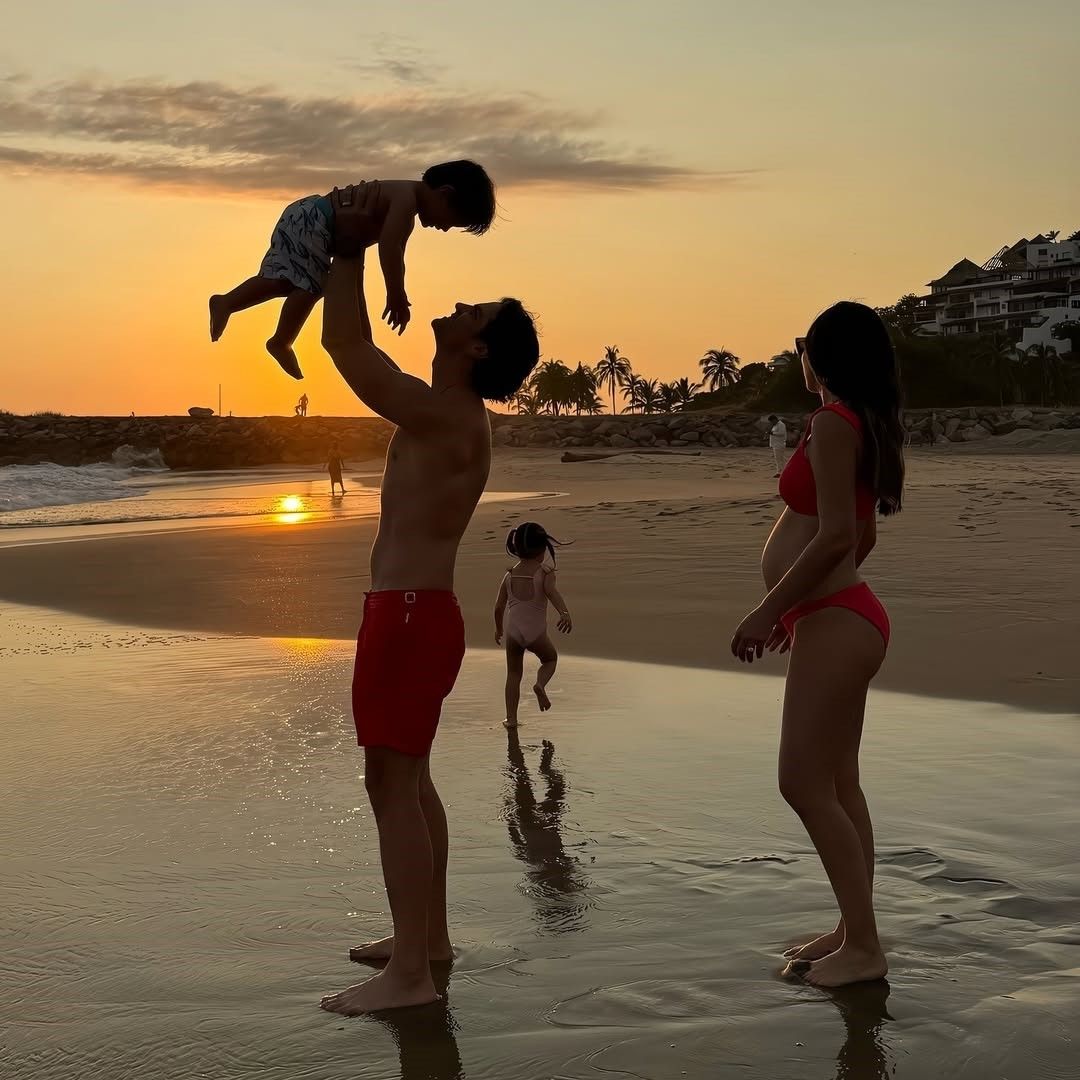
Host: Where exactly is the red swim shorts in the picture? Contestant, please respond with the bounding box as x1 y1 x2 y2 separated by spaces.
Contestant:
352 590 466 757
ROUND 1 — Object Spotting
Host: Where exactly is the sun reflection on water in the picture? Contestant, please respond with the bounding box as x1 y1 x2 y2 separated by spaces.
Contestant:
274 495 311 525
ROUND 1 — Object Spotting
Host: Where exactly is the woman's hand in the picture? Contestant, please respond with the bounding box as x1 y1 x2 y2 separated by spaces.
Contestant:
557 612 573 634
331 181 382 256
731 605 780 664
765 622 791 655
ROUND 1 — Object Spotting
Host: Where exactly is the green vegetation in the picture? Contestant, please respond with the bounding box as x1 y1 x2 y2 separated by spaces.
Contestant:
512 298 1080 417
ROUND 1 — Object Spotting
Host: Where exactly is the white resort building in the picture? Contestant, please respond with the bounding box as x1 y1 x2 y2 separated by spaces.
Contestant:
914 234 1080 352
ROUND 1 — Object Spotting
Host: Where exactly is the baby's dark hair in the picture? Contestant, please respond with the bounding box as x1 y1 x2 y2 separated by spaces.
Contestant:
422 159 496 235
505 522 570 565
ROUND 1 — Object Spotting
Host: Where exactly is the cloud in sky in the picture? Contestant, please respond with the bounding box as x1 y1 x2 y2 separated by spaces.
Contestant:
0 75 748 197
341 36 449 87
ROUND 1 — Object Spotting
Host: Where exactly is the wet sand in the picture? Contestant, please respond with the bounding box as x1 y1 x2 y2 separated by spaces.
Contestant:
2 604 1076 1080
1 446 1078 711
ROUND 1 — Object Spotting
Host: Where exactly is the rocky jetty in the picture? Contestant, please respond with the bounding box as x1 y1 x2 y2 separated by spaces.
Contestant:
0 415 393 469
1 407 1077 469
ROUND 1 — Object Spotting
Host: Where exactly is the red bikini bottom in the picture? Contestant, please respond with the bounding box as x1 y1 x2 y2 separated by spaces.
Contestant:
781 582 890 647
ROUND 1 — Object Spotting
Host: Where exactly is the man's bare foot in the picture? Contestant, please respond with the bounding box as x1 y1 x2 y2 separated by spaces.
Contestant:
266 338 303 380
784 927 844 961
348 935 454 966
534 684 551 711
319 970 439 1015
209 296 230 341
797 945 888 988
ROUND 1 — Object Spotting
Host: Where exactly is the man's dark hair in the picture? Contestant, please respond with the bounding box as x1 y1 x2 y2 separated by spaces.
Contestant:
422 160 496 235
768 414 778 423
471 299 540 403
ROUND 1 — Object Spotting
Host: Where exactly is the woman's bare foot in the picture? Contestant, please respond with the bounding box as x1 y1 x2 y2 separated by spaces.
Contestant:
784 926 844 961
534 684 551 711
266 338 303 380
319 970 439 1015
209 296 231 341
798 945 888 988
349 935 454 966
503 717 519 729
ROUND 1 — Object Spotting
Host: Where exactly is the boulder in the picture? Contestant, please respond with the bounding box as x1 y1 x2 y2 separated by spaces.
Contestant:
188 407 214 418
961 423 992 442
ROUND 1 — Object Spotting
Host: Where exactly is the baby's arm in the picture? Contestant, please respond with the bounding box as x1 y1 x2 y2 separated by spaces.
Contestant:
494 575 509 644
544 570 573 633
378 191 417 335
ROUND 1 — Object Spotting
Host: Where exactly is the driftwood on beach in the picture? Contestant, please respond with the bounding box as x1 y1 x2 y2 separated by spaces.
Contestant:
561 448 703 463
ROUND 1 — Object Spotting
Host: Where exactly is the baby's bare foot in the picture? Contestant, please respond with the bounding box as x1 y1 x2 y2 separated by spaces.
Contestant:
209 296 230 341
267 338 303 380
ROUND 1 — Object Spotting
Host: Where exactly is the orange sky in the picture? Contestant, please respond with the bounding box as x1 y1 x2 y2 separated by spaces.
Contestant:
4 1 1079 417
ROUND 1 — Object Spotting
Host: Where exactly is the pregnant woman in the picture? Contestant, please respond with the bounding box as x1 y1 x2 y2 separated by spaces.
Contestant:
731 301 905 987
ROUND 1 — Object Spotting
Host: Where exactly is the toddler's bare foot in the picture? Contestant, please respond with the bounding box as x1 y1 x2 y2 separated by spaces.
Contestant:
349 935 454 966
534 684 551 711
784 927 844 962
319 970 439 1015
267 338 303 380
209 296 230 341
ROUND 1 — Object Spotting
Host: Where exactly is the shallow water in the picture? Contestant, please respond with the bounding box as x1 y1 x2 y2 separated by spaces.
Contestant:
0 464 549 542
2 607 1077 1079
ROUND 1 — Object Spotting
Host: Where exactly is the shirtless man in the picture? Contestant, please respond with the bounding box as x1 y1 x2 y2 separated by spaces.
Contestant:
317 183 540 1016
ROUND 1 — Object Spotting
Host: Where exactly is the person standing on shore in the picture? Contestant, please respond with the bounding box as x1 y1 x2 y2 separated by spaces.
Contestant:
768 414 788 477
731 302 905 988
316 182 540 1016
327 446 347 496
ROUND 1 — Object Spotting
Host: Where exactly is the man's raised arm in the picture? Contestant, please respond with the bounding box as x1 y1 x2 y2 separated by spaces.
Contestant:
321 257 437 430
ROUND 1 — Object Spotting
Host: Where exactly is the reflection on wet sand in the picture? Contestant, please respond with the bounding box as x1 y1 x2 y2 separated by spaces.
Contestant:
372 966 464 1080
829 980 893 1080
503 732 591 933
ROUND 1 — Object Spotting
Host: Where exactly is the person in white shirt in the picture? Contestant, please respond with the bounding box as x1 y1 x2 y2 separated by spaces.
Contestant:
768 414 788 476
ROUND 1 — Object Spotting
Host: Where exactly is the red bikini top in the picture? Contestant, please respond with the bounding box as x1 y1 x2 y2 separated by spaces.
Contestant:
778 402 876 520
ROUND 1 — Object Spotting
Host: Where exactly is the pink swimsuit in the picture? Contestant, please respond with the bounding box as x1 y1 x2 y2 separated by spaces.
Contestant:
504 566 550 647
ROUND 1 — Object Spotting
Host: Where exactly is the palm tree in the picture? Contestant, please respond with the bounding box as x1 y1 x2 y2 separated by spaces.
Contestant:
631 378 661 414
513 387 542 415
568 363 598 415
581 391 605 415
533 359 574 416
620 370 643 413
1022 343 1064 406
594 346 632 415
658 382 680 413
672 376 701 410
699 348 740 391
978 331 1017 407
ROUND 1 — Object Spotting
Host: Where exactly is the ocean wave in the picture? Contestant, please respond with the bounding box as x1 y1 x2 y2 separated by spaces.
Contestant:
0 446 167 514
